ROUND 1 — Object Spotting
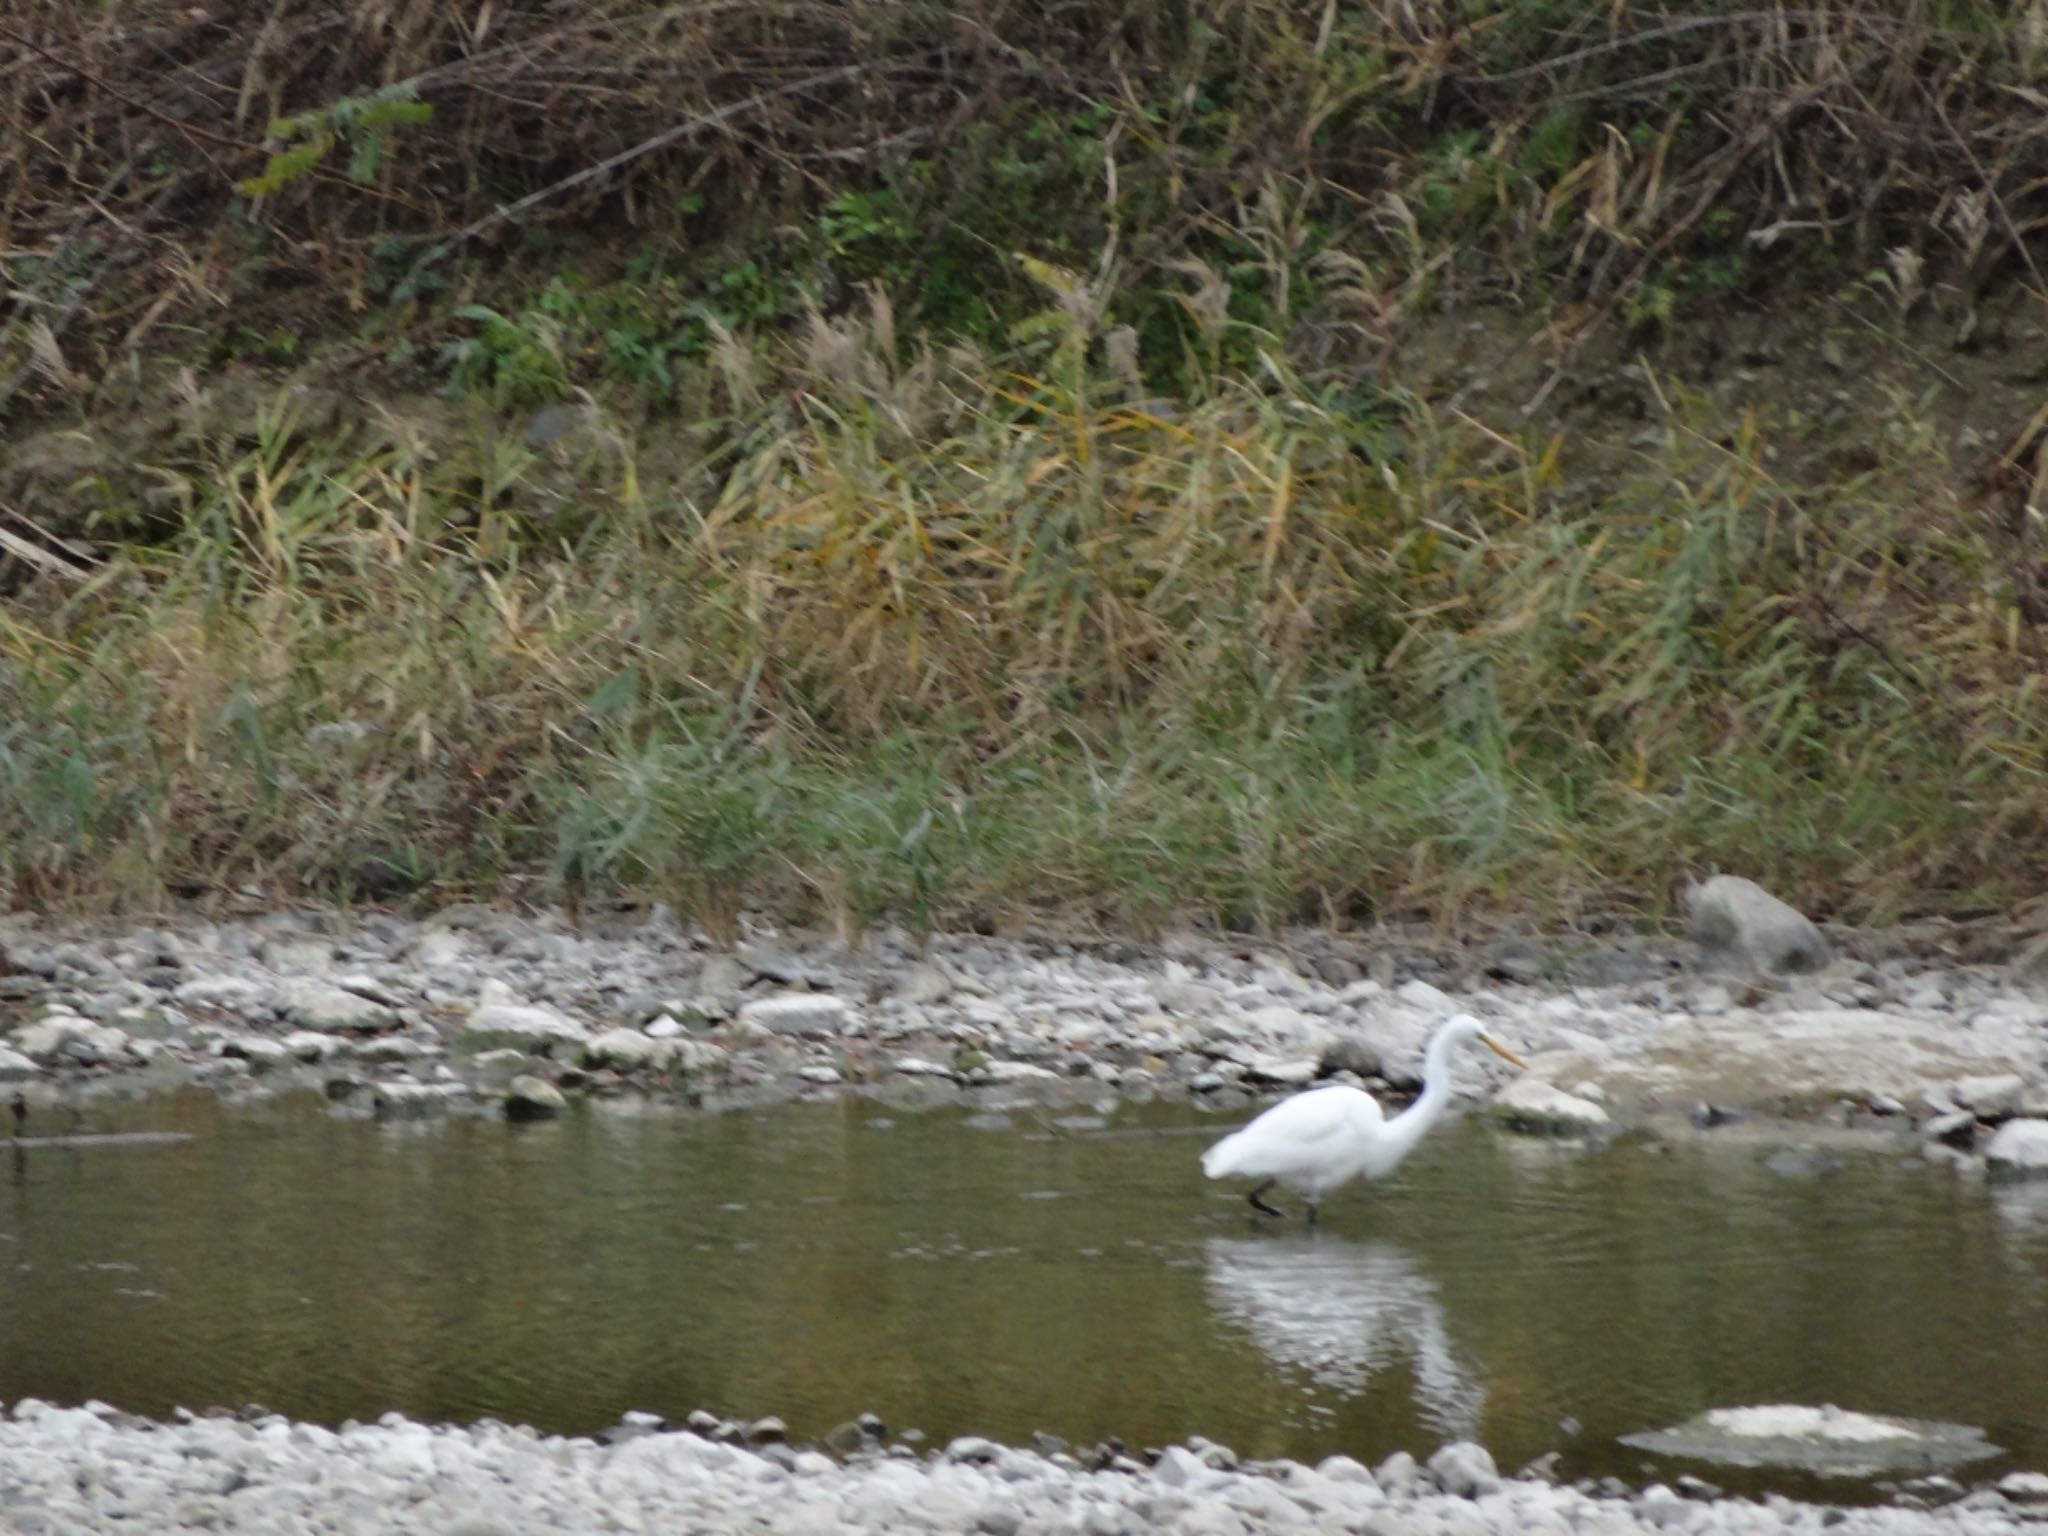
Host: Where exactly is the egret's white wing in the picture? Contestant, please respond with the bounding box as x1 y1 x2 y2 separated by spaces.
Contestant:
1201 1084 1383 1181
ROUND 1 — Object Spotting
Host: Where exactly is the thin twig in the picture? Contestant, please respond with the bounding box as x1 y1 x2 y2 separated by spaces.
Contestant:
397 59 889 293
1460 10 1895 86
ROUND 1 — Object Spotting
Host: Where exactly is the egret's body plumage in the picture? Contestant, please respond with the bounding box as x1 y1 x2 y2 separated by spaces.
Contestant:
1200 1013 1527 1223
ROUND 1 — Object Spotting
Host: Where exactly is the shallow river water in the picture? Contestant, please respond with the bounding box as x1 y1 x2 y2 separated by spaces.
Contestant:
3 1091 2046 1498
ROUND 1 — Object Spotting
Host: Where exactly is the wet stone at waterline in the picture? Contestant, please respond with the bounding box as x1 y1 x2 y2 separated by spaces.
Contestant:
1618 1406 2002 1478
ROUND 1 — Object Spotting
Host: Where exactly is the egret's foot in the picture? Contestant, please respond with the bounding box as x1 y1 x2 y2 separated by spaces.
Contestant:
1247 1179 1285 1219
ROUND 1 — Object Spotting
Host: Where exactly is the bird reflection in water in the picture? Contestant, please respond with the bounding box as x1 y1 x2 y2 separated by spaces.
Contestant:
1203 1234 1485 1440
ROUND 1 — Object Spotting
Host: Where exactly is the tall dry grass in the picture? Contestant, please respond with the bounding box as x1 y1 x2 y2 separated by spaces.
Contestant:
4 275 2042 929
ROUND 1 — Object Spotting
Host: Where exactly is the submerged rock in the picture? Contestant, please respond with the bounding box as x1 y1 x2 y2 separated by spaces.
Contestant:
1619 1404 2001 1477
1684 875 1830 976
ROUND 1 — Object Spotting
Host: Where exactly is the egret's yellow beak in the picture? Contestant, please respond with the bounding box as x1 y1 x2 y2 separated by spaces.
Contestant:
1481 1033 1530 1070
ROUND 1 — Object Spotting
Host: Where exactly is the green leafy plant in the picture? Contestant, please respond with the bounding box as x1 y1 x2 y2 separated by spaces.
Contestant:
239 86 434 198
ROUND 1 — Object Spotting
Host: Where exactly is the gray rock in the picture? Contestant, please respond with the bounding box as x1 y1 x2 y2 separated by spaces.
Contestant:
696 953 750 1000
172 975 273 1012
581 1028 672 1073
737 941 811 985
372 1082 470 1120
1240 1057 1318 1088
456 993 587 1055
2010 932 2048 987
277 979 399 1034
580 1028 728 1077
10 1014 132 1067
106 1005 186 1041
895 963 954 1005
1636 1483 1690 1529
217 1034 292 1068
1998 1470 2048 1503
666 1038 732 1076
0 1046 38 1080
259 936 336 974
1151 1446 1211 1489
1684 874 1829 975
981 1060 1058 1084
1427 1440 1500 1497
273 1030 335 1062
821 1416 887 1456
1619 1404 2001 1477
407 931 470 969
1482 943 1547 985
464 1048 533 1089
1985 1118 2048 1177
1490 1077 1611 1135
945 1435 1001 1464
1373 1450 1420 1495
1393 978 1455 1013
1314 1454 1376 1486
1952 1074 2025 1119
1316 1037 1379 1079
1921 1110 1978 1147
1155 968 1223 1016
738 992 852 1036
504 1075 568 1121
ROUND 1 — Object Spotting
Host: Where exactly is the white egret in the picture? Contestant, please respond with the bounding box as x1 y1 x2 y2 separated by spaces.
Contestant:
1200 1012 1529 1224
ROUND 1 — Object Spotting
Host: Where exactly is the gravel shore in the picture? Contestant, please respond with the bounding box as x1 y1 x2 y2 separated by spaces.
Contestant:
5 1399 2048 1536
3 903 2044 1144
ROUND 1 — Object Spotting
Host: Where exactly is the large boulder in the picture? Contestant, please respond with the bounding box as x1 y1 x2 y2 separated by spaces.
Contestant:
1490 1077 1611 1135
276 979 399 1034
1684 875 1829 976
455 982 587 1055
581 1029 729 1076
736 992 852 1037
1985 1118 2048 1178
9 1013 137 1068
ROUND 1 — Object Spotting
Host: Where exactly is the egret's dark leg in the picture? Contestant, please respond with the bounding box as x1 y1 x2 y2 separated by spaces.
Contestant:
1247 1179 1285 1218
1305 1198 1319 1229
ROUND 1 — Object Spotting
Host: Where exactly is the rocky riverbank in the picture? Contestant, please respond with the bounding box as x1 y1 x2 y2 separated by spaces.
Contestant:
4 1398 2048 1536
3 903 2047 1165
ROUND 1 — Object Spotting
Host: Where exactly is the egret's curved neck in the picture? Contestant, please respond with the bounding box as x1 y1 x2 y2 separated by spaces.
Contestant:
1378 1024 1464 1165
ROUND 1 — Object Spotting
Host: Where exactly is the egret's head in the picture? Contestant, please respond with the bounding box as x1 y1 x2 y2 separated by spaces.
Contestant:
1444 1013 1530 1070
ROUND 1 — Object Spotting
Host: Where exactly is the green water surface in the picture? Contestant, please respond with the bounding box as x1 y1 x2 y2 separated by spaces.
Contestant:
2 1091 2045 1497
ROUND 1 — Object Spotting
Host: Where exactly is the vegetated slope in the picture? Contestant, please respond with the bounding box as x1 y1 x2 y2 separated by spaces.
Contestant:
2 2 2045 931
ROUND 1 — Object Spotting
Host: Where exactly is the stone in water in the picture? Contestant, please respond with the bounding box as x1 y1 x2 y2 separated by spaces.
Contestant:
1619 1404 2000 1477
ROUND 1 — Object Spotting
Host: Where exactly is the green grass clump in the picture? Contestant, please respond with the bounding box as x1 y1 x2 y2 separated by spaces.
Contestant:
4 284 2040 932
